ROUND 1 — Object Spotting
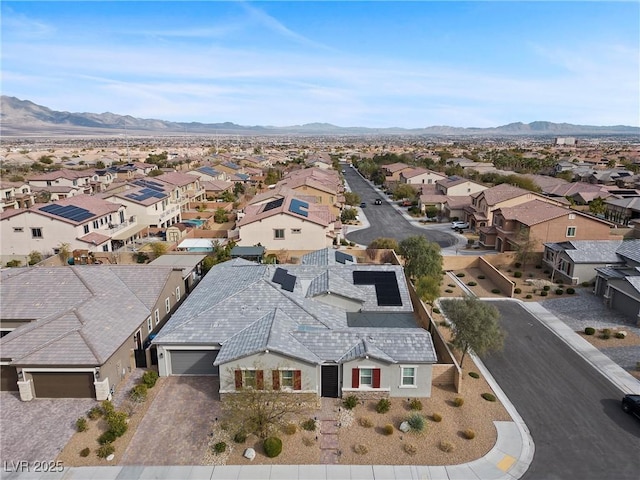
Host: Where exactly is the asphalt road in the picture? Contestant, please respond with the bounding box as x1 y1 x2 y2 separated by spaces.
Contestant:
480 300 640 480
341 166 457 248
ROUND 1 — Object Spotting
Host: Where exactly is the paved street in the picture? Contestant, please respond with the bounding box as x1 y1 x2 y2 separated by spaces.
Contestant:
481 300 640 480
341 166 457 248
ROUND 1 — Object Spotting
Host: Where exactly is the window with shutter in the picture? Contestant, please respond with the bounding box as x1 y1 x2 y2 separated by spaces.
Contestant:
373 368 381 388
256 370 264 390
294 370 302 390
352 368 359 388
234 370 242 389
272 370 280 390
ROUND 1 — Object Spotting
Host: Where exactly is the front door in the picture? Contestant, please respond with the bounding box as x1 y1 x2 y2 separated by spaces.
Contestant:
321 365 339 398
133 330 147 368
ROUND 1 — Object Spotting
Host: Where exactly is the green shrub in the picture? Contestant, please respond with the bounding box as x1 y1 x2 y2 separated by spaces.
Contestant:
98 430 117 445
602 328 611 335
213 442 227 454
263 437 283 458
101 400 115 417
525 294 532 299
382 424 394 435
407 413 426 432
129 384 148 403
468 371 480 379
343 395 358 410
453 397 464 407
409 399 423 411
467 281 477 286
567 287 575 294
514 288 522 294
615 331 626 339
375 398 391 414
359 416 374 428
233 431 247 443
106 411 128 438
513 271 522 278
543 285 551 291
301 418 316 431
540 290 548 297
76 417 88 432
584 327 596 335
601 329 611 339
478 275 485 280
481 393 496 402
80 447 91 457
456 272 465 277
97 443 115 459
283 423 297 435
87 406 103 420
447 283 456 288
433 307 441 314
463 429 476 439
141 370 159 388
431 413 442 422
581 281 590 287
491 289 501 294
555 289 564 295
445 289 453 293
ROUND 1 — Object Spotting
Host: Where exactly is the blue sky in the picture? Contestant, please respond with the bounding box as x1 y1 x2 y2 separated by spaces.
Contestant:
2 1 638 128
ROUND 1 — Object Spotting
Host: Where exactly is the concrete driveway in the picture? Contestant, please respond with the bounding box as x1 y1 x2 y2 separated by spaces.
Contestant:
120 376 220 466
0 392 96 465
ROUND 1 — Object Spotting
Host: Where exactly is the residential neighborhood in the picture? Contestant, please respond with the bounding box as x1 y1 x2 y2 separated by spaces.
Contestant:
1 134 639 479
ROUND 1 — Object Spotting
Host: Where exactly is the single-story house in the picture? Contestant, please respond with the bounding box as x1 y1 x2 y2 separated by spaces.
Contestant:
152 250 437 399
0 265 185 399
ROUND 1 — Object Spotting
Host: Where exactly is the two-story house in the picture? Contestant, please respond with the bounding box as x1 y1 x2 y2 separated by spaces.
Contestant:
399 168 447 186
27 170 96 195
152 172 206 210
0 181 34 212
105 181 180 230
479 199 620 253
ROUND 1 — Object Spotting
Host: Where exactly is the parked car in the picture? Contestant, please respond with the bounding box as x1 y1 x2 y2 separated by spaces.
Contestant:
374 199 382 205
451 221 469 229
400 200 412 207
622 394 640 419
360 202 367 208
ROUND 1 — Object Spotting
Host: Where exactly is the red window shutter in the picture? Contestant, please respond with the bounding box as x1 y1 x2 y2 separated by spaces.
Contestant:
234 370 242 389
272 370 280 390
256 370 264 390
373 368 381 388
352 368 359 388
294 370 302 390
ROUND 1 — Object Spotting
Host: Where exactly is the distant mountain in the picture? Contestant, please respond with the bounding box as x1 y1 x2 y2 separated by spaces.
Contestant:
1 96 638 137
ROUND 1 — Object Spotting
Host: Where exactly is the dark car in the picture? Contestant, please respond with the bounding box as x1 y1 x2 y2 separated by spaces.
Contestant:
374 199 382 205
360 202 367 208
622 394 640 419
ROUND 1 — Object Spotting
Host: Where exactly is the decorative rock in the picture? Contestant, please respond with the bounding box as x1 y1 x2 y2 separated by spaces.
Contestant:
243 448 256 460
106 454 115 462
399 421 411 433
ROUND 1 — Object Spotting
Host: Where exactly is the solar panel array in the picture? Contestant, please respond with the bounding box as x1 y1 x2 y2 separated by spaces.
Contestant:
134 178 165 191
335 251 354 264
125 188 166 202
263 197 285 212
40 204 95 223
272 267 296 292
199 167 221 177
289 198 309 217
352 271 402 307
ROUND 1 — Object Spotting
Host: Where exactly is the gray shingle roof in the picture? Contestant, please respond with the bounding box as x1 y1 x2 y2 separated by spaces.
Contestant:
154 255 436 365
616 240 640 264
1 266 178 366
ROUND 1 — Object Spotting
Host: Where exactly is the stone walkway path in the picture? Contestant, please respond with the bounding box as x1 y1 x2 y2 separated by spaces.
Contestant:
318 398 340 464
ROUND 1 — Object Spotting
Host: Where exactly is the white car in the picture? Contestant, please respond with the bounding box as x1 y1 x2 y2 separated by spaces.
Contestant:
451 221 469 230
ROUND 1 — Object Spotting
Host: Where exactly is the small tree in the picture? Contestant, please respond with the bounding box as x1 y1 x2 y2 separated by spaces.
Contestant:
214 207 229 223
341 207 357 222
416 275 441 306
344 192 361 206
150 242 167 258
57 243 71 264
441 297 504 367
514 229 536 270
392 184 418 201
28 250 43 266
399 236 442 281
221 366 313 438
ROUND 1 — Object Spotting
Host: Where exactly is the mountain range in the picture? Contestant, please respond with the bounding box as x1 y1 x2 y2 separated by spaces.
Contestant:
1 96 638 137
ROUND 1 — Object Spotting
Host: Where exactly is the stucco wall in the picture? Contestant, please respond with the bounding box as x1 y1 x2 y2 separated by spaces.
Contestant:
238 213 331 250
342 357 432 398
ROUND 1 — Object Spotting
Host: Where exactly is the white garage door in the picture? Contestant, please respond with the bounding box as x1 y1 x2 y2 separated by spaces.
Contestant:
170 350 219 375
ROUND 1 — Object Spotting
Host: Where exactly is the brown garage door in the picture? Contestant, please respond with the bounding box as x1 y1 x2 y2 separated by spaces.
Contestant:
31 372 95 398
1 365 19 391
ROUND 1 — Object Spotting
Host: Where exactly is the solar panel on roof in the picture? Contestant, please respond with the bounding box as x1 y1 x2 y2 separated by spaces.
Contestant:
272 267 288 285
263 197 285 212
335 251 354 264
272 267 296 292
289 198 309 217
41 204 94 223
353 271 402 307
280 275 296 292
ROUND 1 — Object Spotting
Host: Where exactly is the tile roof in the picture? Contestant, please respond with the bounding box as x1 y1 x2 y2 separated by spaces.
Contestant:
77 232 111 245
475 183 530 205
153 256 434 365
301 248 357 266
498 200 570 225
32 194 122 225
154 171 197 187
238 195 333 228
1 266 178 366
